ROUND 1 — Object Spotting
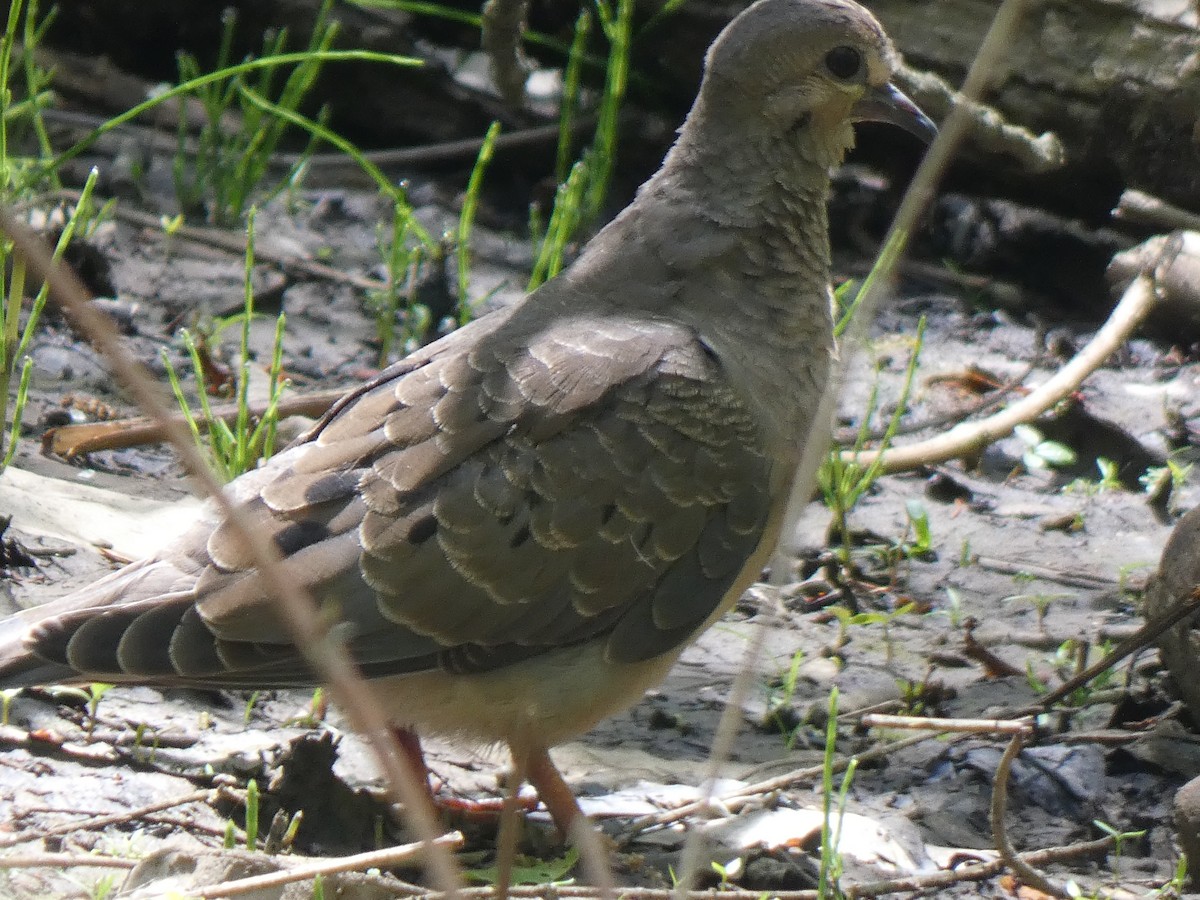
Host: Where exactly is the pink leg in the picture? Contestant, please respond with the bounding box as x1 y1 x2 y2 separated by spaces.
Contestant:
392 727 443 825
524 747 584 839
395 728 537 823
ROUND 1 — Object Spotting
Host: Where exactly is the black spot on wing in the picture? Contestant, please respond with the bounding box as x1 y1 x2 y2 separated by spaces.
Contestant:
273 521 332 557
408 514 438 545
509 523 532 548
303 471 361 504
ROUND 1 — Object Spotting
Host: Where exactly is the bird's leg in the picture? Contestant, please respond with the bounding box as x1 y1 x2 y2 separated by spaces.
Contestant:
392 726 446 825
522 746 615 886
523 746 585 839
396 727 538 823
393 726 431 787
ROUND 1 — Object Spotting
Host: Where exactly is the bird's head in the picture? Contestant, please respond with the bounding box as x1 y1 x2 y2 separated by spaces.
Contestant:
695 0 935 170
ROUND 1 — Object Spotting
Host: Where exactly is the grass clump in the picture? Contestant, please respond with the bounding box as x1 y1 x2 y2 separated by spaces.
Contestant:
172 2 338 226
163 208 288 481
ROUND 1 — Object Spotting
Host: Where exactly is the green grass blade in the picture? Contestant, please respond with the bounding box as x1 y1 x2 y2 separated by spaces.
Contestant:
583 0 634 219
235 86 434 250
0 354 31 472
46 50 424 181
457 120 500 322
557 10 592 185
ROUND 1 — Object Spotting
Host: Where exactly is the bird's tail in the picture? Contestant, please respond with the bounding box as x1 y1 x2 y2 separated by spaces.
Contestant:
0 606 76 687
0 555 202 689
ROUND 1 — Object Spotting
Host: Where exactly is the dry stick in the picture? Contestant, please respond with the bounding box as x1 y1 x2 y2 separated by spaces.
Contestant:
990 730 1069 898
863 715 1084 896
43 388 345 458
1114 188 1200 231
0 208 465 899
102 199 388 292
41 109 590 180
844 837 1115 898
972 555 1116 590
861 714 1032 735
621 730 935 841
850 272 1159 474
192 832 465 899
0 839 1117 900
495 754 524 900
834 359 1036 445
481 0 530 108
434 838 1116 900
570 813 618 900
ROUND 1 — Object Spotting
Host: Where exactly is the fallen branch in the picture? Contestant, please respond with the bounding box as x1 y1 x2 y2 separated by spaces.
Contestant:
850 269 1160 473
990 730 1069 897
43 388 345 458
861 714 1032 735
193 832 464 899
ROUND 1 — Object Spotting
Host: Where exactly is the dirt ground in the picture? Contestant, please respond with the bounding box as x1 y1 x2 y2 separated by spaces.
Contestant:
0 63 1198 900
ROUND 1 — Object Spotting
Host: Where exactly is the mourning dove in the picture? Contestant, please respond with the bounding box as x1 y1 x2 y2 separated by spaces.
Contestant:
0 0 933 835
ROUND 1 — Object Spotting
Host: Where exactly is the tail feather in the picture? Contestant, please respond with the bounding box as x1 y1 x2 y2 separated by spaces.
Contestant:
0 556 198 689
0 608 78 687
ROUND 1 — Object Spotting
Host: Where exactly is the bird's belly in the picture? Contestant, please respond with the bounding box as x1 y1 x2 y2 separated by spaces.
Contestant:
369 640 680 750
367 505 786 751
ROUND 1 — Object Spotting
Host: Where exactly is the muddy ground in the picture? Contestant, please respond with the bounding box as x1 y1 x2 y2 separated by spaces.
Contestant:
0 56 1199 900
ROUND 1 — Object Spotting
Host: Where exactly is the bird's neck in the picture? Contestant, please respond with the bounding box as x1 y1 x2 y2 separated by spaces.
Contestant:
653 136 838 459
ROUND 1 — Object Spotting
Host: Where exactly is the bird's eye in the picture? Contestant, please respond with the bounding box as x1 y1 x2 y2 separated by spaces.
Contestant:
824 45 862 80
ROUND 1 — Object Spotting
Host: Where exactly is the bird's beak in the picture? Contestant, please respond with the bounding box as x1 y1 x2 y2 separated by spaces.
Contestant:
852 82 937 143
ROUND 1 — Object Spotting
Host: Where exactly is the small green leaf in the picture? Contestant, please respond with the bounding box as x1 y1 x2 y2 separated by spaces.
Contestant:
1034 440 1076 467
1013 423 1042 447
464 847 579 886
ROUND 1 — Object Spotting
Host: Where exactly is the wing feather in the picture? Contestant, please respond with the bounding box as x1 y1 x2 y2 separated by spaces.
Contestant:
18 307 776 685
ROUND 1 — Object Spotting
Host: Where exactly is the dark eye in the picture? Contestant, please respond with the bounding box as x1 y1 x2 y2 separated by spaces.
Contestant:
824 45 862 80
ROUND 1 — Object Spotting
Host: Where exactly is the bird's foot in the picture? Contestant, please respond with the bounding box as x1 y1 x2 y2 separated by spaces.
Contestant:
433 787 540 823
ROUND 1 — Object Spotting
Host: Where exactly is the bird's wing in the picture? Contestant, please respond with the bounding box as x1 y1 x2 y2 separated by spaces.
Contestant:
18 305 776 687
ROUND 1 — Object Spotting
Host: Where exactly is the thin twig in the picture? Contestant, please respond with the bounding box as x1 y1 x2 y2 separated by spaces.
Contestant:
833 358 1036 445
990 730 1068 897
620 731 937 842
193 832 465 899
50 190 388 293
849 272 1159 473
0 837 1119 899
1024 586 1200 712
972 556 1117 590
43 388 345 458
672 613 774 896
845 836 1114 897
431 837 1116 898
41 109 593 180
861 714 1033 735
1113 188 1200 231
